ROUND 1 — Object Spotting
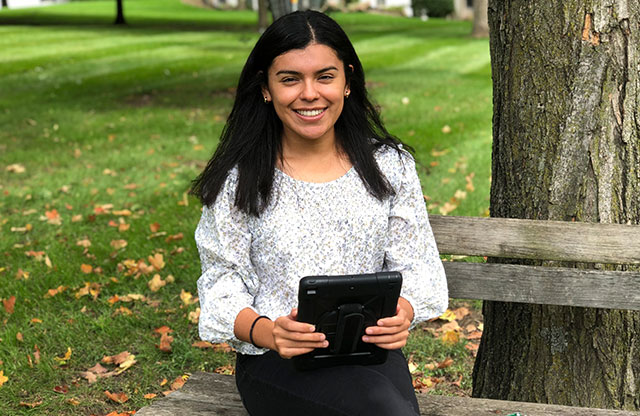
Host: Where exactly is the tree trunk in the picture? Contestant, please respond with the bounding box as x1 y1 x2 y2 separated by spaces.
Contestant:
115 0 126 25
471 0 488 38
268 0 291 21
1 0 8 8
258 0 269 32
473 0 640 410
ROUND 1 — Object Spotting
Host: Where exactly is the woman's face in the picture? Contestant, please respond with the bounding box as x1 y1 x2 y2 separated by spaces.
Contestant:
262 43 350 147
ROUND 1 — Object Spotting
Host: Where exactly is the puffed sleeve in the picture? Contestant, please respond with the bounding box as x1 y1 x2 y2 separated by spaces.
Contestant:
195 169 260 350
383 151 448 325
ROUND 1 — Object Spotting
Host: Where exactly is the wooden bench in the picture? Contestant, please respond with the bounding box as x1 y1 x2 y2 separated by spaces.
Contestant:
137 215 640 416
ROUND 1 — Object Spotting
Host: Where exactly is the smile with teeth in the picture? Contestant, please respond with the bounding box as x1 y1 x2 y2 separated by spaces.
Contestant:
295 108 325 117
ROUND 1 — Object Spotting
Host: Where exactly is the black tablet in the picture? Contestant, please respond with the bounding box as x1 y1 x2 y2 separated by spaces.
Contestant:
293 271 402 371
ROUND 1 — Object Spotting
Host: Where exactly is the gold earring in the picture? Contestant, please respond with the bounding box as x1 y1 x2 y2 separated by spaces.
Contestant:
345 91 350 98
264 96 268 103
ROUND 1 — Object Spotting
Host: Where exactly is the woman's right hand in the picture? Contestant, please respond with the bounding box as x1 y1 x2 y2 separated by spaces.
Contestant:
272 308 328 359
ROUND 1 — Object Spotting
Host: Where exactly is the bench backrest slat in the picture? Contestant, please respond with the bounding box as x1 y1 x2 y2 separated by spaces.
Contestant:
430 215 640 264
445 262 640 310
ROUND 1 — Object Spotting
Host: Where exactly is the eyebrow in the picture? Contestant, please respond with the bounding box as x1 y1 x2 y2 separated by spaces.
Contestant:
275 66 339 76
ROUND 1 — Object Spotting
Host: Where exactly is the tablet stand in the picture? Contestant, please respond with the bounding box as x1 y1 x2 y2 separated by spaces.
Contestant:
332 303 365 354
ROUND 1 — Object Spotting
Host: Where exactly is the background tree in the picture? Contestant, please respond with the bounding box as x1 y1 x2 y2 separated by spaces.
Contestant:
471 0 488 38
115 0 125 24
258 0 268 31
1 0 7 9
473 0 640 409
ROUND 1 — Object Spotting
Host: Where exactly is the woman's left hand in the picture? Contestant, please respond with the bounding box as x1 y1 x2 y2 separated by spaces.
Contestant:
361 301 412 350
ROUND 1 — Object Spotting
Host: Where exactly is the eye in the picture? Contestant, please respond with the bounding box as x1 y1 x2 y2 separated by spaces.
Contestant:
281 77 298 84
319 74 335 81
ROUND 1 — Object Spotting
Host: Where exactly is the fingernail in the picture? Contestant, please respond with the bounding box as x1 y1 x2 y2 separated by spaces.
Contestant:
362 336 369 342
322 341 329 347
366 328 373 335
309 325 315 332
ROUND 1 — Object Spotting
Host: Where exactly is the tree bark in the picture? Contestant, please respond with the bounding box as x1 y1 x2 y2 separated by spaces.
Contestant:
473 0 640 410
258 0 269 32
115 0 126 25
471 0 489 38
268 0 291 21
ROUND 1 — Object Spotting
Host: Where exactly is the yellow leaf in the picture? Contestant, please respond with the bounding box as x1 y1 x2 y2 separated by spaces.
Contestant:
76 239 91 248
54 347 72 364
144 393 157 399
6 163 26 173
180 290 193 306
0 370 8 387
80 264 93 274
188 307 200 324
441 330 460 345
148 274 166 292
438 309 457 322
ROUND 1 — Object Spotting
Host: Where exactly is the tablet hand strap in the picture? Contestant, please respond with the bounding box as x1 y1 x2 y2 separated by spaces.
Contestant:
332 303 365 354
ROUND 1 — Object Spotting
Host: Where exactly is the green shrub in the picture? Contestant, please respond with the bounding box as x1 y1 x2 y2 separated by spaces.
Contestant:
412 0 453 18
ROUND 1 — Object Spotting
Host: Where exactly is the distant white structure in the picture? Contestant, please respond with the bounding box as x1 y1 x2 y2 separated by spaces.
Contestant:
1 0 66 9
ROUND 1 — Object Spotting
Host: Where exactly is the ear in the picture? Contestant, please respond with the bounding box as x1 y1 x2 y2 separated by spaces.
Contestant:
261 85 271 102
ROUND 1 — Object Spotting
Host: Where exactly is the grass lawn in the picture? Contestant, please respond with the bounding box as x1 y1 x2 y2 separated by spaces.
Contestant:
0 1 492 414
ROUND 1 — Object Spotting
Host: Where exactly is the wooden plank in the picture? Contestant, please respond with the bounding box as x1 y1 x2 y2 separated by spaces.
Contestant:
136 372 639 416
444 262 640 310
430 215 640 264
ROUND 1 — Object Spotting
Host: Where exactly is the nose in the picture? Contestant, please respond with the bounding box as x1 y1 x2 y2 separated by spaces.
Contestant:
300 80 319 101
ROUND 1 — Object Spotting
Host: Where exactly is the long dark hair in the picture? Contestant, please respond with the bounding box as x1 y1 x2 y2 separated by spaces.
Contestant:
191 10 410 216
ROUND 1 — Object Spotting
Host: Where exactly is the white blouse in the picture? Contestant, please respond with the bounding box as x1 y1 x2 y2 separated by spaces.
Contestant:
195 145 448 355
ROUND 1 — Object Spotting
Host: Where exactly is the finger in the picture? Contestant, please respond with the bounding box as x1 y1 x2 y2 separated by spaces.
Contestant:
275 329 326 343
362 331 408 345
365 324 407 336
275 316 317 333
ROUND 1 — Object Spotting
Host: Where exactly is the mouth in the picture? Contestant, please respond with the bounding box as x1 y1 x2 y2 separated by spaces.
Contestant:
294 108 326 117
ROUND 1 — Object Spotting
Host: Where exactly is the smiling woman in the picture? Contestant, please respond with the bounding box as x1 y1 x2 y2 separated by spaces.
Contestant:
189 10 448 416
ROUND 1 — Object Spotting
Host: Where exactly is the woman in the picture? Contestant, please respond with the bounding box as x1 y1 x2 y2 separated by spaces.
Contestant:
191 10 448 416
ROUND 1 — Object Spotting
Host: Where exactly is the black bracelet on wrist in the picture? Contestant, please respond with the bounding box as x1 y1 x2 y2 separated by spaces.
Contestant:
249 315 270 348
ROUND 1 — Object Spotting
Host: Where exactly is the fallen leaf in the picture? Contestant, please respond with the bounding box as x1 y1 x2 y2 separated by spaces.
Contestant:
170 375 189 390
188 307 200 324
54 347 72 364
191 340 213 349
180 290 197 306
453 307 470 320
3 296 16 314
214 365 234 375
438 309 456 322
148 253 165 271
16 268 30 280
154 326 173 335
66 398 80 406
112 209 131 216
80 264 93 274
19 400 43 408
144 393 157 399
165 233 183 243
158 333 174 352
148 274 166 292
466 330 483 340
105 390 129 403
31 318 43 324
0 370 8 387
44 285 67 298
6 163 26 173
53 385 69 394
16 332 23 342
110 239 128 250
437 357 454 369
149 222 161 233
34 345 41 364
452 374 463 387
441 125 451 133
441 330 460 345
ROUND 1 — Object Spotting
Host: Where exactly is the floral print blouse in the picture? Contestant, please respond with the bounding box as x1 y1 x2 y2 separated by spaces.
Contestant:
195 145 448 355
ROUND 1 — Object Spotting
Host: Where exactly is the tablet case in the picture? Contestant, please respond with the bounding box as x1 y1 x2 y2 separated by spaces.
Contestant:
293 271 402 371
